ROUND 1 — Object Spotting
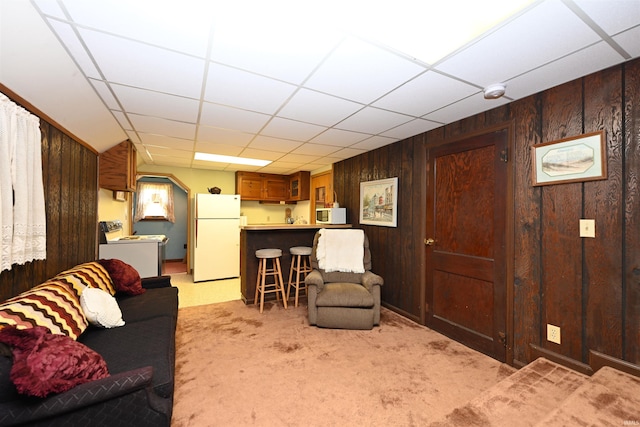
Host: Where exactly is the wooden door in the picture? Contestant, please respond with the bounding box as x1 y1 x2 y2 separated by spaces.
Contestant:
310 171 333 224
425 129 509 361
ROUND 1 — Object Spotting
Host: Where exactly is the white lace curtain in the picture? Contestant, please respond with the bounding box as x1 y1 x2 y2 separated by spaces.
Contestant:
133 182 175 223
0 92 47 272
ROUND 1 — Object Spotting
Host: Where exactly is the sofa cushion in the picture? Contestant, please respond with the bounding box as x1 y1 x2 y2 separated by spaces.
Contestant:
98 259 145 296
55 262 116 296
315 283 375 308
0 326 109 398
117 287 178 324
79 316 175 398
80 288 125 329
0 280 89 340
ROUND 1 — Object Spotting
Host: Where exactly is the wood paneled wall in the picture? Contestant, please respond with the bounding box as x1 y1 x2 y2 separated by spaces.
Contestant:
333 58 640 367
0 89 98 301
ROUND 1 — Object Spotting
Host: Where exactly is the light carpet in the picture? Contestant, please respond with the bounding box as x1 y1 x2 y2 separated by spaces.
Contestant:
171 300 514 427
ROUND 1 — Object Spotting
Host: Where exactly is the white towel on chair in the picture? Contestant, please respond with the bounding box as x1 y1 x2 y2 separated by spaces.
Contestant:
317 229 365 273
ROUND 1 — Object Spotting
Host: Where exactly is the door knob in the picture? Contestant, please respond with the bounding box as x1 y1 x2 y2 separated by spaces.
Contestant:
424 238 436 246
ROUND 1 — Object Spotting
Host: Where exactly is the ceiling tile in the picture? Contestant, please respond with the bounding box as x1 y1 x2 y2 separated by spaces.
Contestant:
90 79 119 110
194 142 243 156
423 93 510 124
614 26 640 57
506 41 625 100
291 143 342 156
199 103 271 133
304 36 426 104
62 0 213 57
277 89 364 126
145 146 193 159
381 118 441 139
373 71 479 116
197 126 254 146
309 128 372 146
204 63 297 114
277 153 322 164
32 0 65 18
111 110 132 130
111 84 200 123
336 107 413 134
329 147 368 160
209 11 344 84
351 135 397 151
78 28 205 98
48 20 101 79
191 159 233 171
573 0 640 34
237 148 284 161
155 157 194 167
261 117 326 142
138 134 193 150
128 114 196 140
126 131 140 143
435 1 602 87
249 135 303 153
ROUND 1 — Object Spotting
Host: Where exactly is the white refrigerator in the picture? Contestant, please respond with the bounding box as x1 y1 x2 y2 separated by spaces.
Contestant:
193 194 241 282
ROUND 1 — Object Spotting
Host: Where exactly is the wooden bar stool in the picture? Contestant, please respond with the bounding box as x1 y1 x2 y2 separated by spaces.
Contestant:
287 246 312 307
254 248 287 313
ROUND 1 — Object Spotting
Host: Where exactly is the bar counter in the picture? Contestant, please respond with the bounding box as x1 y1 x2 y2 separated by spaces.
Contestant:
240 224 352 305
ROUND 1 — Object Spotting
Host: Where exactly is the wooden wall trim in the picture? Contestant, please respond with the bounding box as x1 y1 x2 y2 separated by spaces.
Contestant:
0 83 97 155
590 350 640 377
530 344 593 376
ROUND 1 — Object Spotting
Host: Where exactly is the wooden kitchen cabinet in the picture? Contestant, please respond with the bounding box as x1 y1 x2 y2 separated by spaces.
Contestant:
263 175 288 200
99 140 137 192
236 171 288 201
236 172 263 200
288 171 310 201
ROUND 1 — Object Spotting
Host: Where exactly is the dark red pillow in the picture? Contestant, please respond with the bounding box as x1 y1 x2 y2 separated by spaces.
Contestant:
0 326 109 398
98 258 145 295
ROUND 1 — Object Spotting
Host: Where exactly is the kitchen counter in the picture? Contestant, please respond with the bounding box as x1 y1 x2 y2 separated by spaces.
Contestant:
242 223 352 230
240 224 352 305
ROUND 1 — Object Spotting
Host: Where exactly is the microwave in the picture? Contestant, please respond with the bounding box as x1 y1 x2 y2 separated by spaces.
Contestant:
316 208 346 224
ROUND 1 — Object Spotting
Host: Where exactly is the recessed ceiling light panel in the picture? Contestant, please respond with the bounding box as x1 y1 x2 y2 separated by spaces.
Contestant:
194 152 271 167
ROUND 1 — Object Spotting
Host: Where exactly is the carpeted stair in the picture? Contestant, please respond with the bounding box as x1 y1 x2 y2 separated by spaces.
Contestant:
429 357 640 426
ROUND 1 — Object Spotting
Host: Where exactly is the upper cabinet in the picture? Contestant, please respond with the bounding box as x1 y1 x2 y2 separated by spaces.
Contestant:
236 171 310 202
99 140 137 192
288 171 310 201
236 172 287 201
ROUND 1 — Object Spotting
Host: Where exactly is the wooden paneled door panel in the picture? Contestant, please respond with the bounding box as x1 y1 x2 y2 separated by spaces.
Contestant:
426 129 509 361
310 171 333 224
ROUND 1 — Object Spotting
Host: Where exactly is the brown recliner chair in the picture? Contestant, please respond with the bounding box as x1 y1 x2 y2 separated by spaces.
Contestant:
306 229 383 330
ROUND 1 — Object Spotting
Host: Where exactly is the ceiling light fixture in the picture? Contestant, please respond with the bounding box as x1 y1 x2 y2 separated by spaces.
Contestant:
194 152 271 167
484 83 506 99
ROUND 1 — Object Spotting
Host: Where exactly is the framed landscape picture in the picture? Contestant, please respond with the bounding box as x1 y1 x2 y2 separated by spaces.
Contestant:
359 177 398 227
532 131 607 186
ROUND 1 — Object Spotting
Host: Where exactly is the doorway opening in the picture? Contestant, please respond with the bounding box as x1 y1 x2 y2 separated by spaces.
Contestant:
134 173 191 275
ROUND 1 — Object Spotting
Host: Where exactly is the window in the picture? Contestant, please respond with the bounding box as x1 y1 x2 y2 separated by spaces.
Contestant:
133 182 175 222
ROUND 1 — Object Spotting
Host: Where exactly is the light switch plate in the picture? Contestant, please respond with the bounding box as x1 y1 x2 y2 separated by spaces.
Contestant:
580 219 595 238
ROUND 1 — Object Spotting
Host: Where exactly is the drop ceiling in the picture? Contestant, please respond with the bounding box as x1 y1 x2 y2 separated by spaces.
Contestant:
1 0 639 174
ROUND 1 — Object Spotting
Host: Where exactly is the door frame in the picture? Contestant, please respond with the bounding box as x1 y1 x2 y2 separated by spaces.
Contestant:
310 169 333 224
423 122 515 364
134 173 192 273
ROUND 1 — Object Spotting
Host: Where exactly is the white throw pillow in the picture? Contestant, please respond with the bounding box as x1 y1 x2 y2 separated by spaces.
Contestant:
80 287 125 328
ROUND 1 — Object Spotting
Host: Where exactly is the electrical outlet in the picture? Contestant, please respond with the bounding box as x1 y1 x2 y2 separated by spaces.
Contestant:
580 219 595 238
547 324 561 344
